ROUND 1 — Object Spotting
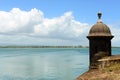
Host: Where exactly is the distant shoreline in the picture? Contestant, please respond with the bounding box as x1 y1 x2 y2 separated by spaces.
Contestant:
0 46 88 48
0 46 119 48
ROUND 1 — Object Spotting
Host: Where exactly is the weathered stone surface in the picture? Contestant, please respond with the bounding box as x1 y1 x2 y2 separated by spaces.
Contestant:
77 70 120 80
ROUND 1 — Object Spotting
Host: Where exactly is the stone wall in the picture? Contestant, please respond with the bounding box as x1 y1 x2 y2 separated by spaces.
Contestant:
98 59 120 71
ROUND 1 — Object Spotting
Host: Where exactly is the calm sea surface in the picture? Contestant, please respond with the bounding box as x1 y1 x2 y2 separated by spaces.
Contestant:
0 48 119 80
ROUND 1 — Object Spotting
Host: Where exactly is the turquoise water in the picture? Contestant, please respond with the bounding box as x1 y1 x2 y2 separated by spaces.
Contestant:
0 48 119 80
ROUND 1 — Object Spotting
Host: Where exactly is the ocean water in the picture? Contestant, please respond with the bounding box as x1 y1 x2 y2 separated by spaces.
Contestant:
0 48 119 80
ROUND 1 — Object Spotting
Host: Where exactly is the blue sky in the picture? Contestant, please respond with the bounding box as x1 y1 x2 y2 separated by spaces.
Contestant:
0 0 120 46
1 0 120 23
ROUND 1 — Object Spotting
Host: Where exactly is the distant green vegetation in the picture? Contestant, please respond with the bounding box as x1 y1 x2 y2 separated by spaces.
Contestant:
0 46 119 48
112 46 120 48
0 45 89 48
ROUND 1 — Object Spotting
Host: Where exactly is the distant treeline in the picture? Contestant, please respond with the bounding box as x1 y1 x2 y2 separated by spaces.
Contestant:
0 45 89 48
0 46 119 48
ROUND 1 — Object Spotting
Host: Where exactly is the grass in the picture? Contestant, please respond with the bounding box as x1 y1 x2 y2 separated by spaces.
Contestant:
103 63 120 72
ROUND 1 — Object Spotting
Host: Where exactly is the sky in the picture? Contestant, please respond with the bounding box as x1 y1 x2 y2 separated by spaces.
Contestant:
0 0 120 46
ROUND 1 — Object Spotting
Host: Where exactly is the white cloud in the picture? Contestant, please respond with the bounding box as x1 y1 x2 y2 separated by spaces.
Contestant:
110 25 120 46
0 8 90 45
0 8 119 46
0 8 43 34
33 11 89 40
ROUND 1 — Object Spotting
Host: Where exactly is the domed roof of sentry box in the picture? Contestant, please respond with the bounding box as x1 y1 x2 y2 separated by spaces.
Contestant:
88 12 113 37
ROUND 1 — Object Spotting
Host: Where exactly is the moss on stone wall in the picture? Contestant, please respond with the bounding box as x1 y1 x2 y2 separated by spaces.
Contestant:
103 64 120 72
